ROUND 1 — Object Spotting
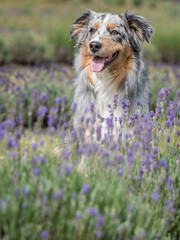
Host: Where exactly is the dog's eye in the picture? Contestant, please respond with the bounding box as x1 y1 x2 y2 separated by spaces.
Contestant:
89 28 96 34
111 30 119 35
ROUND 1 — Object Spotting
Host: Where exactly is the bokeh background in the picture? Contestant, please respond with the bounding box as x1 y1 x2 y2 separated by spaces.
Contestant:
0 0 180 65
0 0 180 123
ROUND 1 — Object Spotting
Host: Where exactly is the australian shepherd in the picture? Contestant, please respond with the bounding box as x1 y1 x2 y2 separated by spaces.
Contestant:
70 10 154 140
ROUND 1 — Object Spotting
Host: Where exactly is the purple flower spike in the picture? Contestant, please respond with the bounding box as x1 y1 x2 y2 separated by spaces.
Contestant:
31 142 38 150
6 137 17 149
165 120 171 128
82 183 90 195
53 189 63 200
152 146 158 155
95 231 102 238
166 134 171 143
152 192 159 201
137 98 141 107
149 110 154 118
41 230 49 238
39 91 48 103
61 148 71 160
89 207 98 216
0 128 5 140
160 158 167 169
5 119 15 130
65 165 71 175
33 168 40 176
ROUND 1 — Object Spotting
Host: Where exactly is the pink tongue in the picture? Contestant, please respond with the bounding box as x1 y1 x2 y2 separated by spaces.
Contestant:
90 57 105 72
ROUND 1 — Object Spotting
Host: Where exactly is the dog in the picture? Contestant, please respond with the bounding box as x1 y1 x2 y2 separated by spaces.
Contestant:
70 10 154 140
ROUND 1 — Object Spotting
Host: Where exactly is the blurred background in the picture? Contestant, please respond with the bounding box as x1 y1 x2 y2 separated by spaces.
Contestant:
0 0 180 124
0 0 180 65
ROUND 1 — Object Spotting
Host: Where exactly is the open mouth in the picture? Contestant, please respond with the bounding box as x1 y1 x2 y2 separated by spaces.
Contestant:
90 51 119 72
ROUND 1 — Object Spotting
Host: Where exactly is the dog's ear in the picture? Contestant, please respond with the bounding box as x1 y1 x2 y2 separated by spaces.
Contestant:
125 11 154 43
70 10 93 40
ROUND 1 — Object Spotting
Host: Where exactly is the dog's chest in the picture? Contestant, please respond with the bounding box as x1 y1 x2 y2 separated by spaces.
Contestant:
92 70 123 118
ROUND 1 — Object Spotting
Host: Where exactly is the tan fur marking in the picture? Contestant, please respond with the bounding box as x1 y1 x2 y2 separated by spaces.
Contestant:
100 36 132 89
81 42 94 86
86 66 94 86
93 21 100 29
130 23 144 40
107 22 116 30
81 42 93 68
110 46 132 89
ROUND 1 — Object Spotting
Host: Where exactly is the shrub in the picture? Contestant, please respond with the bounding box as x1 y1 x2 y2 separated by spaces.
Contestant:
81 0 92 3
132 0 143 6
149 0 157 8
47 22 75 64
9 32 55 64
115 0 125 5
111 0 125 4
0 37 11 65
152 23 180 62
144 44 161 62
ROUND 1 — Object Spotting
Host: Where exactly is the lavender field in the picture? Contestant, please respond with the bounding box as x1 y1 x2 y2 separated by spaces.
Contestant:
0 62 180 240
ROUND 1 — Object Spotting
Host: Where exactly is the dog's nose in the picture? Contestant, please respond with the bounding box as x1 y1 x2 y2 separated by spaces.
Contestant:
89 41 102 53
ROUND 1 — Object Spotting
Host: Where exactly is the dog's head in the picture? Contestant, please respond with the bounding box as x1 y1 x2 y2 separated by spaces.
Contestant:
71 10 154 86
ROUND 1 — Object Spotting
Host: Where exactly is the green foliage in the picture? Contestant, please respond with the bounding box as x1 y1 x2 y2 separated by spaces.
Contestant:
0 153 178 240
114 0 125 5
0 37 11 64
47 22 75 64
132 0 143 6
9 32 55 64
81 0 92 3
149 0 157 8
144 44 161 62
152 24 180 63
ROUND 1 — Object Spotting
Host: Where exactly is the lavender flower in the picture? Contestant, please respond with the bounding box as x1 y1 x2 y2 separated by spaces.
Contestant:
0 127 5 140
152 192 159 201
88 207 98 216
95 231 102 238
166 134 171 143
152 146 158 155
71 129 77 139
40 231 49 238
137 98 141 107
31 142 38 150
64 165 71 175
39 91 48 103
33 168 40 176
96 214 105 229
61 148 71 160
4 119 15 130
6 137 17 149
82 184 90 195
149 110 155 118
165 120 171 128
160 158 167 169
37 106 48 118
53 189 63 200
71 102 77 113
